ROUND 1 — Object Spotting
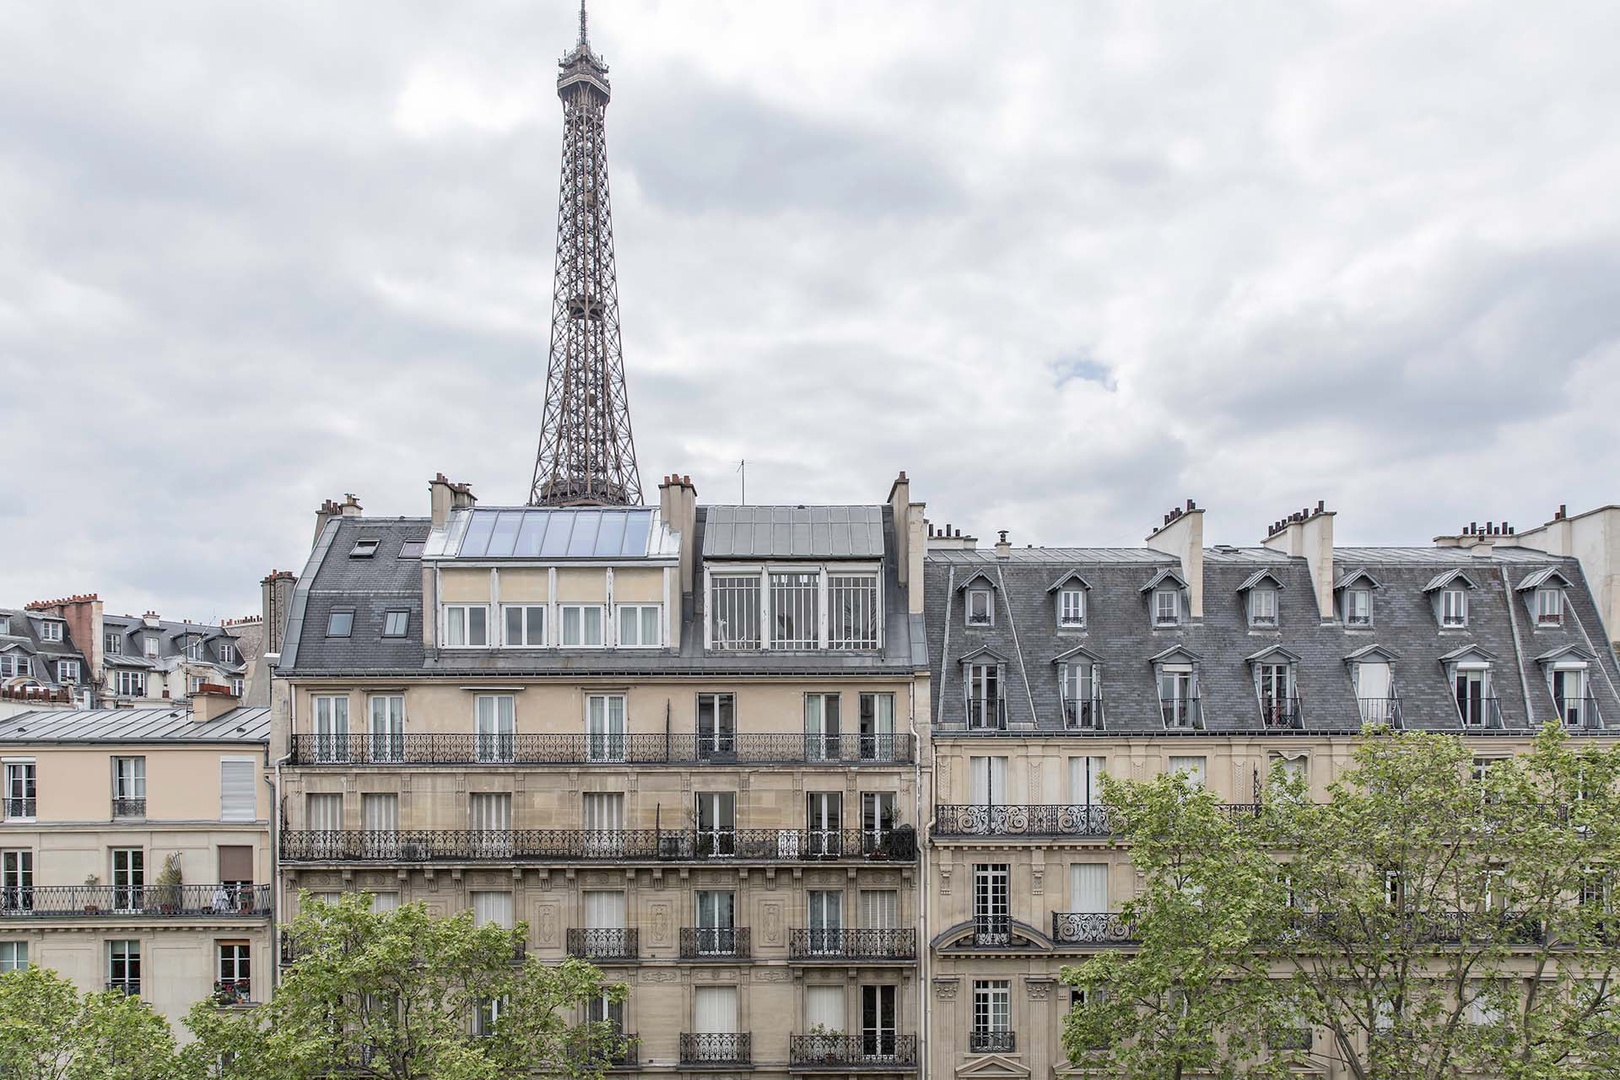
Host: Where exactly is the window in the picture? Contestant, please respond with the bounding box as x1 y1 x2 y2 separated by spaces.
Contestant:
710 574 761 650
104 631 122 655
1168 756 1207 787
583 793 625 855
108 940 141 996
0 941 26 972
475 695 516 763
349 538 379 559
807 792 843 857
443 605 489 647
218 943 251 1003
1153 589 1181 627
616 605 661 648
1157 667 1199 728
695 792 736 858
966 663 1003 729
326 610 354 638
0 654 28 678
221 758 256 822
1256 663 1298 728
587 991 625 1033
1441 588 1468 628
1346 588 1373 627
1354 660 1395 724
973 864 1010 944
113 756 146 816
111 849 145 910
969 756 1008 806
313 695 350 762
693 984 739 1037
1070 863 1109 913
965 587 994 627
1070 756 1106 807
382 610 411 638
218 846 254 891
368 696 405 763
38 621 63 643
771 571 819 649
694 889 737 954
469 793 513 857
560 605 604 647
807 889 843 953
830 574 880 649
586 695 626 762
2 850 33 912
116 670 147 697
399 539 425 559
862 984 898 1056
1554 668 1592 727
474 997 505 1037
472 891 514 928
501 605 544 647
971 980 1012 1052
4 762 35 819
862 889 899 930
230 678 245 697
1061 662 1101 729
858 693 897 760
189 675 205 695
697 693 736 760
805 694 841 760
861 792 896 850
185 637 205 661
1536 588 1565 627
1057 588 1085 628
143 634 159 658
217 641 237 664
57 659 80 683
1248 587 1278 628
1454 667 1495 728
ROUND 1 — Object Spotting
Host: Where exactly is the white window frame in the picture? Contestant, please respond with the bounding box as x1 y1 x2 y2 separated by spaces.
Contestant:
1247 587 1278 627
1535 587 1565 627
560 605 606 648
56 659 81 683
972 979 1012 1035
3 760 36 822
1346 587 1373 627
770 570 821 649
116 670 147 697
965 587 994 627
185 637 205 662
1153 588 1181 627
708 572 762 650
382 610 411 638
217 641 237 664
828 573 881 649
0 941 26 972
142 634 159 658
1057 588 1085 628
443 605 490 648
188 674 205 694
103 631 122 655
230 678 245 697
615 605 662 649
501 604 546 647
38 622 63 643
1441 588 1468 628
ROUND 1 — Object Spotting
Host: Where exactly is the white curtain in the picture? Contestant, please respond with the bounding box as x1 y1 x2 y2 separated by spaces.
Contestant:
861 890 898 929
805 985 845 1032
1070 864 1109 912
472 891 514 928
583 793 624 831
969 757 1007 804
1356 662 1391 699
584 890 626 930
694 987 738 1033
470 793 512 831
362 793 398 832
1069 756 1106 805
1168 757 1207 787
369 892 400 912
307 793 343 831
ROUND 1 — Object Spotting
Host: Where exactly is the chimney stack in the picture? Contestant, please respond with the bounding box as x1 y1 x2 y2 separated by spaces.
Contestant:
428 474 477 529
658 474 699 599
1261 500 1335 621
1146 499 1205 618
260 570 297 654
994 530 1012 558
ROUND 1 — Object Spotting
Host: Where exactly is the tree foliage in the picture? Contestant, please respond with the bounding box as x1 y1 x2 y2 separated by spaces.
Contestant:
1062 727 1620 1080
0 965 180 1080
184 893 625 1080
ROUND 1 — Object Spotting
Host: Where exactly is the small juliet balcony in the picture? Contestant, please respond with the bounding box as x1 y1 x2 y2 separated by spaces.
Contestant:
788 928 916 961
789 1033 918 1070
112 797 146 818
567 927 639 962
680 1032 751 1067
679 927 751 960
1357 697 1404 727
965 696 1006 731
1560 697 1604 730
1160 697 1203 730
1052 911 1136 946
1260 697 1303 730
969 1030 1015 1054
1062 697 1104 730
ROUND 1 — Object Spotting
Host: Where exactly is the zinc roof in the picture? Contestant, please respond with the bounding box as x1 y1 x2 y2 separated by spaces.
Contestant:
0 706 270 744
701 505 885 559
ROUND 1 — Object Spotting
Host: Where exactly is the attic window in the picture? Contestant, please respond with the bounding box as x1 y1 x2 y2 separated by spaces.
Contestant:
1153 589 1181 628
350 539 380 559
0 618 8 635
398 540 425 559
1057 588 1085 628
37 622 63 643
326 610 354 638
104 632 122 655
382 611 409 638
1345 588 1373 627
1247 587 1278 628
1441 589 1468 628
966 588 994 627
1535 588 1564 627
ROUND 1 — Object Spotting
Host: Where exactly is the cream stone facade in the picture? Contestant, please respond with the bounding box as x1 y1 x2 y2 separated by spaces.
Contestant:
272 473 934 1076
0 699 272 1027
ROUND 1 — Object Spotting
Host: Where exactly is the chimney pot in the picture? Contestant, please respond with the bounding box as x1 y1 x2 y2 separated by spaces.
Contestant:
998 530 1008 543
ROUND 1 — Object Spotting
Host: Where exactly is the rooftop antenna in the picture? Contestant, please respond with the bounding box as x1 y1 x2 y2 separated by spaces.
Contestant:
737 459 746 505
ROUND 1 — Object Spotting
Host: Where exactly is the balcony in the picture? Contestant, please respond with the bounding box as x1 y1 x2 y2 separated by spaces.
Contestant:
1457 695 1505 730
281 828 918 865
3 797 35 819
933 804 1111 839
788 928 916 961
965 697 1006 731
972 914 1011 946
0 883 270 918
1160 698 1203 730
1052 911 1136 945
608 1036 638 1069
969 1030 1015 1054
1358 697 1404 727
789 1034 918 1070
567 928 639 961
213 979 253 1006
288 732 913 767
680 1032 751 1067
679 927 751 960
112 797 146 818
1062 698 1104 730
106 978 141 996
1259 697 1303 730
1561 697 1605 730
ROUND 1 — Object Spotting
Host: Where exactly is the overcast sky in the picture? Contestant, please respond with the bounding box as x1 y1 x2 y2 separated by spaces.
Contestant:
4 0 1619 621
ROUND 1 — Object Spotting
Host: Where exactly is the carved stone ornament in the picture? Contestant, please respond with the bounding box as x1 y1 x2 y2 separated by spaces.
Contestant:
1025 977 1055 1001
933 978 959 1001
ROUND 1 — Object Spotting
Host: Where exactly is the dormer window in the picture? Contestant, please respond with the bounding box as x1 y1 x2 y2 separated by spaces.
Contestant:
1538 646 1601 729
1151 648 1202 729
1057 653 1103 729
1534 588 1564 627
104 631 122 655
217 641 237 665
37 622 63 643
185 637 205 662
965 661 1005 729
1442 647 1500 728
1248 588 1278 628
966 588 994 627
1345 588 1373 627
1256 663 1299 728
1441 589 1468 628
1425 570 1479 630
1153 589 1181 627
143 635 159 658
1347 646 1400 726
1057 589 1085 628
707 565 882 652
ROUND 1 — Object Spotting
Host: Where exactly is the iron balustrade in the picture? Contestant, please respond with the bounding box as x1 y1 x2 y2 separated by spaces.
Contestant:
1052 911 1136 945
933 804 1112 839
1062 698 1104 730
789 1033 918 1068
1357 697 1404 727
608 1037 638 1068
282 827 917 864
288 732 913 766
106 978 141 996
0 883 270 917
973 914 1011 946
788 928 917 960
1286 910 1544 945
1458 695 1505 730
567 928 639 961
112 797 147 817
1260 697 1303 729
3 797 35 818
1269 1027 1313 1051
969 1031 1015 1054
679 927 751 959
213 979 252 1006
1562 697 1605 729
1161 697 1203 729
680 1032 751 1066
965 697 1007 730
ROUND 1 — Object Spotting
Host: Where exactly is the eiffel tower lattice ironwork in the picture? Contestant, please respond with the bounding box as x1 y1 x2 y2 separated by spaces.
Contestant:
529 1 643 507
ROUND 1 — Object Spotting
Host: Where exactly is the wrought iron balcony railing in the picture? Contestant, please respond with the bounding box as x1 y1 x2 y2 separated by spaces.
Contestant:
106 978 141 996
1561 697 1605 730
1268 1027 1313 1051
1285 909 1545 945
1458 695 1505 730
1161 698 1203 729
933 804 1112 838
789 1033 918 1068
213 979 252 1006
680 1032 751 1066
969 1030 1015 1054
567 928 639 961
973 914 1011 946
1062 697 1104 730
112 797 146 818
608 1036 638 1068
288 732 913 767
679 927 751 959
965 697 1007 730
3 797 35 819
1357 697 1404 727
281 827 918 864
1052 911 1136 945
0 883 270 917
788 928 916 960
1259 697 1303 729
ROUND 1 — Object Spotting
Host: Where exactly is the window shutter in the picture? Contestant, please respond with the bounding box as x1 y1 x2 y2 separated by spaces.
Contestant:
220 759 256 822
217 845 254 883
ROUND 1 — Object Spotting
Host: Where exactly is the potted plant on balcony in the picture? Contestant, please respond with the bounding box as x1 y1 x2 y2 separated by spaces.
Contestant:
82 873 101 913
154 852 183 914
806 1023 844 1066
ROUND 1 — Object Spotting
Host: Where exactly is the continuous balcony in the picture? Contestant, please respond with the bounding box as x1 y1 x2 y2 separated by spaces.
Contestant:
0 883 270 918
680 1032 751 1067
288 732 913 767
679 927 751 960
281 827 918 865
933 803 1264 839
567 928 639 961
789 1034 918 1070
1052 911 1136 946
788 928 916 961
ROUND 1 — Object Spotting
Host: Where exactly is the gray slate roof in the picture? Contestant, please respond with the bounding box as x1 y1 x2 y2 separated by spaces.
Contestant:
927 546 1620 737
102 613 246 675
0 608 88 690
0 706 270 745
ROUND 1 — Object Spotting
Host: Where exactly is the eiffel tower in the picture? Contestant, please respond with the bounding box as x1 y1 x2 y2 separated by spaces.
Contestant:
529 0 643 507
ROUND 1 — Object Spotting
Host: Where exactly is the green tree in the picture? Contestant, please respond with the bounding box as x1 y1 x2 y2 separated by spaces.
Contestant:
0 965 180 1080
184 893 625 1080
1062 727 1620 1080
